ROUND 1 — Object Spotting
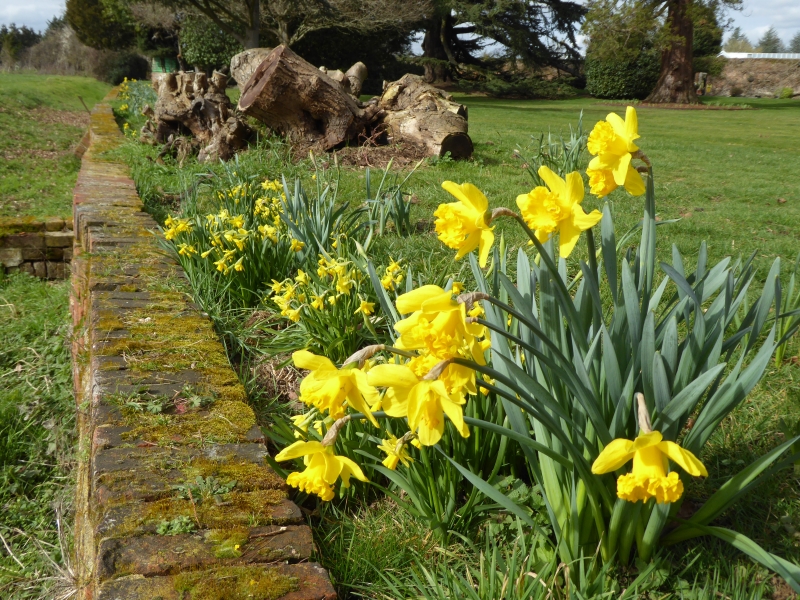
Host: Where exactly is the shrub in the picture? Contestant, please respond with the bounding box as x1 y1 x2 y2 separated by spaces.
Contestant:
585 50 660 100
779 87 794 99
693 55 726 77
730 86 743 97
459 72 578 100
179 14 241 72
98 51 149 84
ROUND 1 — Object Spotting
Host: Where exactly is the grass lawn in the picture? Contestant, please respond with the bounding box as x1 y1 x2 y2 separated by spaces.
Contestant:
0 73 108 598
111 86 800 597
0 73 110 219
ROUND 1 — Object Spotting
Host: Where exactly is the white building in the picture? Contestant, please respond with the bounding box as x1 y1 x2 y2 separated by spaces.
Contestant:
719 51 800 59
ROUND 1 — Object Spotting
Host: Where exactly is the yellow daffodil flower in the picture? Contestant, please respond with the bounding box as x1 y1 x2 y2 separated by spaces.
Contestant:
275 440 368 501
377 435 414 470
434 181 495 268
367 363 469 446
293 350 379 425
355 299 375 316
586 106 645 197
285 307 302 322
311 295 325 310
290 239 305 252
516 166 603 259
270 279 285 294
592 430 707 504
295 269 309 284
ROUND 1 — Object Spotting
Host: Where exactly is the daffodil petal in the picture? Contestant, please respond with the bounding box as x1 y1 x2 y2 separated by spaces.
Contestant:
455 229 481 260
606 111 627 138
624 106 640 143
396 285 448 314
538 165 565 197
293 350 335 372
591 438 635 474
478 228 495 268
658 441 708 477
274 440 326 461
440 396 469 438
564 171 585 206
632 430 663 449
624 166 646 196
337 455 369 485
557 218 582 259
612 152 632 186
442 181 488 213
367 364 419 390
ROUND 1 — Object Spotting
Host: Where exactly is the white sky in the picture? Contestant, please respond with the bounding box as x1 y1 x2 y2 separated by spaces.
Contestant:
1 0 798 48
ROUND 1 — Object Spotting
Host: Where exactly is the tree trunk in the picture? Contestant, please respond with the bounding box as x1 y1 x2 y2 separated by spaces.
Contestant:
230 48 274 89
147 71 251 162
422 18 452 83
244 0 260 49
237 45 380 151
378 74 472 158
645 0 698 104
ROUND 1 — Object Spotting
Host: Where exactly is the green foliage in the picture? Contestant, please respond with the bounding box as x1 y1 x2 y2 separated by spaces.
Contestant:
66 0 134 50
0 275 74 598
459 72 578 100
585 50 660 100
515 112 587 185
791 31 800 53
0 24 41 63
180 14 242 71
757 26 786 53
724 27 753 53
157 515 198 535
779 86 794 99
693 55 726 77
100 51 149 84
692 4 723 57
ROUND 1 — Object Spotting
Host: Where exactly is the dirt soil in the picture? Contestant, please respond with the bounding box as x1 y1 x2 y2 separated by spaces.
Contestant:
708 59 800 98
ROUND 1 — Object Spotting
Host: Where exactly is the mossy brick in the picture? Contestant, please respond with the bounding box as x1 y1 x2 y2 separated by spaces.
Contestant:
33 261 47 278
0 215 46 235
96 491 300 538
0 248 23 268
21 248 46 261
1 232 45 249
96 524 313 581
46 231 74 248
96 563 336 600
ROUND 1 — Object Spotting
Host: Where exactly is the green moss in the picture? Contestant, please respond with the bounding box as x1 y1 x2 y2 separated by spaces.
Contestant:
0 216 45 236
114 489 288 536
205 528 250 558
174 566 298 600
183 455 285 492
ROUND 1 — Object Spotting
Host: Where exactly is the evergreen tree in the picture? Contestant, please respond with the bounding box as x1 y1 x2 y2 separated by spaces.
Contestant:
723 26 753 52
420 0 585 83
66 0 135 49
791 31 800 53
756 26 785 53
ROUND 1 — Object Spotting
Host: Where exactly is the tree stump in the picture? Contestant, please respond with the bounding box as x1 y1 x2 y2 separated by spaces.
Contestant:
237 45 380 151
377 74 472 158
230 48 274 89
149 71 252 162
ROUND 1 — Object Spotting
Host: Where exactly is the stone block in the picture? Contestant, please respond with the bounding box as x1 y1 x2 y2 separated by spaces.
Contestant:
96 562 337 600
0 247 23 268
44 218 65 231
47 261 66 279
20 263 34 275
95 524 313 581
63 246 73 261
2 232 44 249
21 248 46 261
45 231 74 248
46 247 64 260
33 261 47 278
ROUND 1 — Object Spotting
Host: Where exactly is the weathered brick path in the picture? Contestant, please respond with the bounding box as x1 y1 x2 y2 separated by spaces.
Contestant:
71 89 335 599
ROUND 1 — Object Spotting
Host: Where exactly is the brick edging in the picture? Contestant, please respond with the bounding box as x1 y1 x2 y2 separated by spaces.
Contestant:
70 89 335 600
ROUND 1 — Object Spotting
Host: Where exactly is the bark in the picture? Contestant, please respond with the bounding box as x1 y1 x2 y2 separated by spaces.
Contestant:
237 45 380 151
148 71 252 162
377 74 472 158
422 17 452 83
645 0 698 104
230 48 274 88
345 62 368 98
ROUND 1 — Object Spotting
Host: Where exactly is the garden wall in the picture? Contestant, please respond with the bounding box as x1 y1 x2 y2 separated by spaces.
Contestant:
70 89 335 599
709 58 800 97
0 217 73 279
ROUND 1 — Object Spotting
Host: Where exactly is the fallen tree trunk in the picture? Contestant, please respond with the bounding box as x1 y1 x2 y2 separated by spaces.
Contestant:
230 48 273 89
238 45 380 151
378 74 472 158
148 71 251 162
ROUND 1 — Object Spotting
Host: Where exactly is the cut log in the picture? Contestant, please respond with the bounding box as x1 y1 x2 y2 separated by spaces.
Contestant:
377 74 472 158
147 70 251 162
230 48 273 89
345 62 368 97
238 45 380 151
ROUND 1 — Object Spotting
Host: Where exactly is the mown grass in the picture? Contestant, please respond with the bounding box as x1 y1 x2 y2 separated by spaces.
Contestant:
0 274 75 599
0 73 110 219
112 89 800 598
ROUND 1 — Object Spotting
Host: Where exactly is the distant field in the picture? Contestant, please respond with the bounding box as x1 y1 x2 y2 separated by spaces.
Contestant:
0 73 110 219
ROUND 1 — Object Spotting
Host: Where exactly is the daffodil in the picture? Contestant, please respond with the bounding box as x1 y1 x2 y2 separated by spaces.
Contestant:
586 106 645 197
355 299 375 316
592 430 707 504
275 440 368 501
377 435 414 470
516 166 603 259
434 182 495 268
311 295 325 310
295 269 309 284
293 350 379 425
290 239 305 252
367 363 469 446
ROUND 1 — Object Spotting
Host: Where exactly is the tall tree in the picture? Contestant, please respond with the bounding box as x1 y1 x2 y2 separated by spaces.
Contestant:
756 26 785 53
790 31 800 53
644 0 741 104
147 0 428 50
420 0 585 83
66 0 135 49
723 26 753 52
